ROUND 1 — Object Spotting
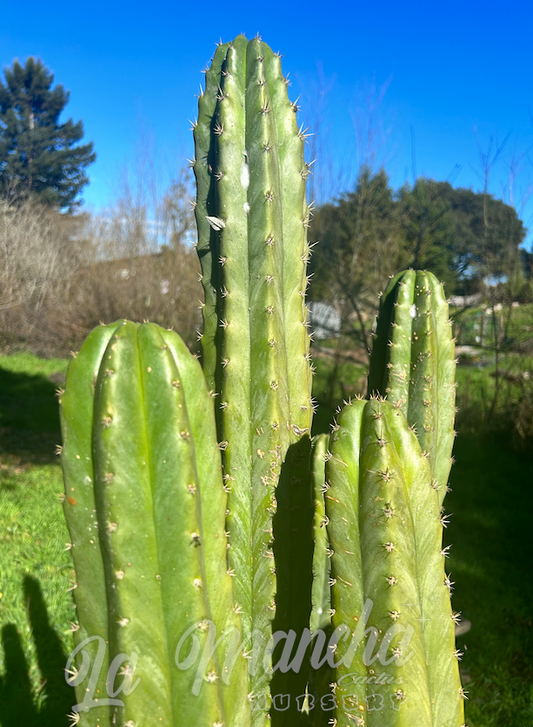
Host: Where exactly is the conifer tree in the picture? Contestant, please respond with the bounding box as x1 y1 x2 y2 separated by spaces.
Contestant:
0 57 95 210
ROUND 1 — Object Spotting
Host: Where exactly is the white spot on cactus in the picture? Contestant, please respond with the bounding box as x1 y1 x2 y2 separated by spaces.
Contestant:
241 162 250 190
117 617 130 627
243 202 250 214
410 304 416 318
193 578 202 588
206 670 218 683
206 216 225 231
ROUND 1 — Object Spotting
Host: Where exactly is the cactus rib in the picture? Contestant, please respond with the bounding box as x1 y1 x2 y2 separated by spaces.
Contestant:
368 270 456 502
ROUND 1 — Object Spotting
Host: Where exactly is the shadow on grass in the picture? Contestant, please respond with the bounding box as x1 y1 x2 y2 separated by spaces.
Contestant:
0 576 75 727
0 367 62 465
446 431 533 727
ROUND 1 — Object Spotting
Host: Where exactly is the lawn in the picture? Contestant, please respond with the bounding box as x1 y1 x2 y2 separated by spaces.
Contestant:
0 349 532 726
0 352 76 726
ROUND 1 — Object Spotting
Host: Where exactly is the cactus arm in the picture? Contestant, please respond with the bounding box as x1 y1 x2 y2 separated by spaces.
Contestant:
310 433 330 634
194 36 314 724
324 400 369 712
409 272 456 498
368 270 456 503
61 321 250 726
326 399 464 726
60 323 117 727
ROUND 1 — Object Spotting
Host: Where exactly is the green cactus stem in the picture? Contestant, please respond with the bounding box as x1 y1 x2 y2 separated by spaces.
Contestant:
60 321 250 727
368 270 456 503
310 433 330 634
193 35 314 723
324 397 464 726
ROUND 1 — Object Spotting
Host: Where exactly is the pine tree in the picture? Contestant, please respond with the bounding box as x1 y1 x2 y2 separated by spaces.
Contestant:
0 57 95 210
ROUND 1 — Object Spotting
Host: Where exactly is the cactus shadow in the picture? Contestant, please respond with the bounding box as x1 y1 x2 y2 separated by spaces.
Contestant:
0 576 75 727
0 367 62 465
271 436 315 726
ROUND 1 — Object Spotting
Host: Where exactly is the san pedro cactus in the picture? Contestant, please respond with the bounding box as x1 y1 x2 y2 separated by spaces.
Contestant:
325 397 464 726
368 270 456 503
59 35 467 727
60 320 250 727
192 34 314 723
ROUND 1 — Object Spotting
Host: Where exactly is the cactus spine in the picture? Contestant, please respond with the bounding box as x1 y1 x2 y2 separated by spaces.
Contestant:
368 270 456 502
60 321 250 727
193 35 314 722
325 398 464 726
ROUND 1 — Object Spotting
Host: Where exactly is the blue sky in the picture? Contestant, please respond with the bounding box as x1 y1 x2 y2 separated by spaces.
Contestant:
1 0 532 245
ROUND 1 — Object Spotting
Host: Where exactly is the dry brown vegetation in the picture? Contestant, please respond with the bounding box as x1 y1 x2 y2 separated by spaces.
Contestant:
0 166 203 356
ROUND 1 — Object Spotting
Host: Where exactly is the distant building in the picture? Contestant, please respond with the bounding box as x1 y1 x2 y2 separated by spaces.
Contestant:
308 301 341 340
448 293 483 307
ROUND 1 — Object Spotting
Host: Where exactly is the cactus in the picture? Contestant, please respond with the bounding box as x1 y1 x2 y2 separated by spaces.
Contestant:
324 397 464 726
368 270 456 503
59 36 466 727
60 321 250 727
192 35 314 723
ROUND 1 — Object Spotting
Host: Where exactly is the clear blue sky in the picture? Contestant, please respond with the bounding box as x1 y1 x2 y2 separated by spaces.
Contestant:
2 0 532 246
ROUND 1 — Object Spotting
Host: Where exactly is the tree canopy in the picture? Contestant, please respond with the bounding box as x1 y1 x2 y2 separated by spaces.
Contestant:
0 57 95 210
310 170 528 301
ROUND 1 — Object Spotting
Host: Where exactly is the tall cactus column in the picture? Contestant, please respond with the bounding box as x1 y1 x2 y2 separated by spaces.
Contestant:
368 270 456 503
325 398 464 727
193 35 314 723
61 321 250 727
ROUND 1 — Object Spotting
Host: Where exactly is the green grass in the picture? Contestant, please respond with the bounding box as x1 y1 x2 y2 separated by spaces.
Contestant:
0 352 76 726
311 352 367 435
0 349 532 726
446 432 533 726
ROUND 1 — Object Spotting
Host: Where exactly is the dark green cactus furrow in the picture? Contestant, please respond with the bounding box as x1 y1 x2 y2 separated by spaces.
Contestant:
61 321 250 727
368 270 456 502
194 35 313 723
325 398 463 727
194 40 232 390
